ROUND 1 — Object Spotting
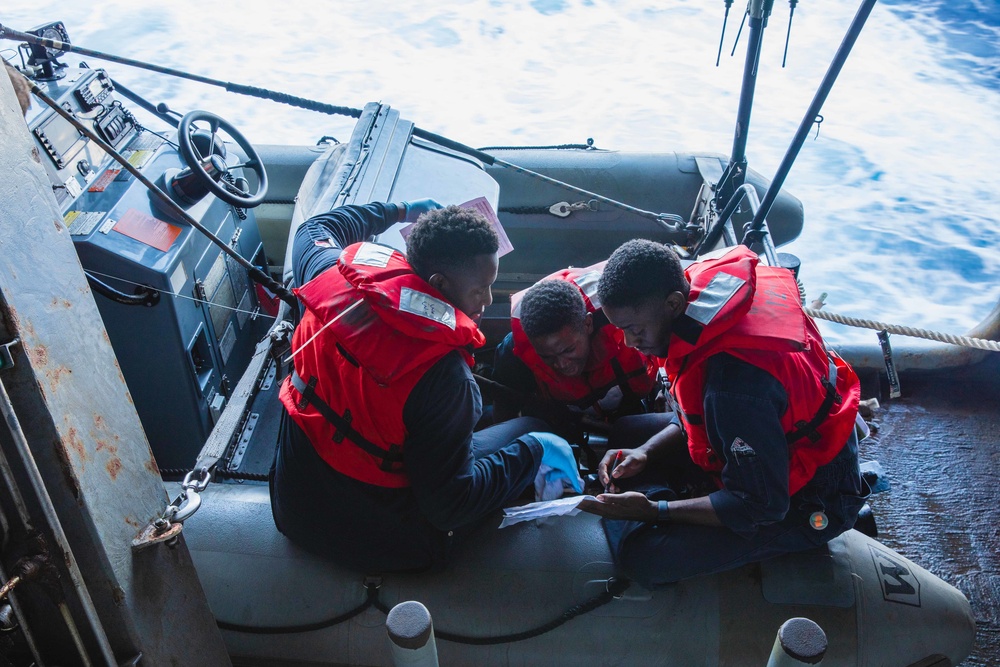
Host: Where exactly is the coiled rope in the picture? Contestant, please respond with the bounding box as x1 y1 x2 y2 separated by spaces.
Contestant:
804 307 1000 352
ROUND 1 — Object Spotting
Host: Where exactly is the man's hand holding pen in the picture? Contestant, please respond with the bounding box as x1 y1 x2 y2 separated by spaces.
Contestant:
604 450 622 493
578 447 659 520
597 447 647 494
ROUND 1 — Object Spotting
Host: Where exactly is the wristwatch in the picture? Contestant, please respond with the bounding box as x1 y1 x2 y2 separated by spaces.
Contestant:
657 499 671 523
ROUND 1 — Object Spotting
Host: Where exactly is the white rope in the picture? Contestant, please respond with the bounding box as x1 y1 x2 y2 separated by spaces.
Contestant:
804 307 1000 352
283 299 363 363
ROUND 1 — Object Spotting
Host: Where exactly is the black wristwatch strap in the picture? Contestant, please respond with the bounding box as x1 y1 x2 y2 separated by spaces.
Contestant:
657 499 671 523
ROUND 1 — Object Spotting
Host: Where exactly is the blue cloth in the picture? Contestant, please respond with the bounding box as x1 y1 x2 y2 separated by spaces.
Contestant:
603 353 867 586
529 431 584 494
271 203 544 572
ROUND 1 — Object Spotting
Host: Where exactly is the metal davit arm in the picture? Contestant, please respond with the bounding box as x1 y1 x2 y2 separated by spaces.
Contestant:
698 182 780 267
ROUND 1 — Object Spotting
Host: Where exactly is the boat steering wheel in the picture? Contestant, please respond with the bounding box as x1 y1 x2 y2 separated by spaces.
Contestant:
177 110 268 208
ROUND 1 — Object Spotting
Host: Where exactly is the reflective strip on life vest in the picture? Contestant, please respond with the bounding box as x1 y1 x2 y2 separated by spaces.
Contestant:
574 270 603 308
351 242 394 268
686 271 746 326
399 287 457 330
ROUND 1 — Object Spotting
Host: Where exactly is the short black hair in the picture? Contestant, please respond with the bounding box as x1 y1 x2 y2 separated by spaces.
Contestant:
405 205 499 279
520 280 587 338
597 239 689 308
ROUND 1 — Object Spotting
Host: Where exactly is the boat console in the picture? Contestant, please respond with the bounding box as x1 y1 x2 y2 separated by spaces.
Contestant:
22 46 271 470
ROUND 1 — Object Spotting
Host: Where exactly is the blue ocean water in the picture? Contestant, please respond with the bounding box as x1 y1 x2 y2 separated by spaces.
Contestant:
3 0 998 348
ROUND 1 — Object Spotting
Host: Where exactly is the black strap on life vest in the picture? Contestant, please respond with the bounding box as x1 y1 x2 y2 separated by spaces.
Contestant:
565 361 649 412
291 371 404 471
671 354 842 441
609 358 642 403
668 356 703 427
785 359 843 445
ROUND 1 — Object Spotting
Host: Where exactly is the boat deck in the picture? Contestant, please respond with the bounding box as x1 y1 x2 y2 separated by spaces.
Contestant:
859 353 1000 666
221 342 1000 665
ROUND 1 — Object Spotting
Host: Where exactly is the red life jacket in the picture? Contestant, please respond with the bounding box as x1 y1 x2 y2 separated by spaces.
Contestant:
666 246 860 495
510 262 660 415
279 242 485 488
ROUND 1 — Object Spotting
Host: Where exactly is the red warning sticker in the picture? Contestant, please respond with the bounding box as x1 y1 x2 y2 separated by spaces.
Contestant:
88 169 121 192
113 209 182 252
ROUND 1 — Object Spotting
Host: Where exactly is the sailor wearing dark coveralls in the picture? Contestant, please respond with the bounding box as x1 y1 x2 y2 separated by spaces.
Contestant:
271 201 576 572
579 240 868 585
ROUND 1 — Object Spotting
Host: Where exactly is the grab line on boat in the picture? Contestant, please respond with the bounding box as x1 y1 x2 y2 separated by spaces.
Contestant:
215 574 631 644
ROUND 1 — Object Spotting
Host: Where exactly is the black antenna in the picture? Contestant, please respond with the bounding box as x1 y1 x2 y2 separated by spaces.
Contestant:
730 6 749 57
782 0 799 67
747 0 879 241
717 0 736 66
717 0 776 211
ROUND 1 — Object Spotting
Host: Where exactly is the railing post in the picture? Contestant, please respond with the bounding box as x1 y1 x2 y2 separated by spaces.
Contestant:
386 600 439 667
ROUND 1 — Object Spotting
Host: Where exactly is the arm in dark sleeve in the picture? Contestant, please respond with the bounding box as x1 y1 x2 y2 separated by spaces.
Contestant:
292 202 402 285
702 353 792 537
403 351 542 531
490 333 539 422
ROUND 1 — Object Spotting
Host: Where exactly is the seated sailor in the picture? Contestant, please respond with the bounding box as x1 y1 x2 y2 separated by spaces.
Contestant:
580 240 868 585
491 262 674 465
271 199 578 572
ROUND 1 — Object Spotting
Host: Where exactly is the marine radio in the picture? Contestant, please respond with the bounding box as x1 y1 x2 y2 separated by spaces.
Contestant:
74 68 113 110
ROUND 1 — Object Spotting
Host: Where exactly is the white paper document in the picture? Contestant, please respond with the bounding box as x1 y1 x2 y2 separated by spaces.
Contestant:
499 494 597 528
398 197 514 257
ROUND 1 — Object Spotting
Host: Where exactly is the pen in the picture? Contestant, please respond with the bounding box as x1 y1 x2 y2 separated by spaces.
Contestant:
605 450 623 494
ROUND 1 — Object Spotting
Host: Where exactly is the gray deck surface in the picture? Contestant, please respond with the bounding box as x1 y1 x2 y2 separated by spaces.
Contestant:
859 353 1000 666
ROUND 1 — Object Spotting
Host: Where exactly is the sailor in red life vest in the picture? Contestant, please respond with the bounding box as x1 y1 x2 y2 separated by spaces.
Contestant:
492 263 675 459
579 240 868 585
271 200 578 573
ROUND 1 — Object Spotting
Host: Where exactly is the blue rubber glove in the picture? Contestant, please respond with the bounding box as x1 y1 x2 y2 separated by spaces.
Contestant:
400 198 443 223
529 431 584 494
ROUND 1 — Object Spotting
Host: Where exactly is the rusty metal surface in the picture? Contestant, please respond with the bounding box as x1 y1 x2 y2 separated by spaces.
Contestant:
860 353 1000 666
0 71 231 664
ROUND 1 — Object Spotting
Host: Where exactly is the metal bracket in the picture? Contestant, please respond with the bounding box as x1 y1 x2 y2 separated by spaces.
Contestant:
131 520 183 552
227 412 259 471
877 330 902 399
549 200 597 218
0 339 20 371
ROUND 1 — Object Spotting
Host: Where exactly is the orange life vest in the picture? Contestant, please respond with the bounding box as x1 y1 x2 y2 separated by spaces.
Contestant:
510 262 660 415
666 246 860 495
279 242 484 488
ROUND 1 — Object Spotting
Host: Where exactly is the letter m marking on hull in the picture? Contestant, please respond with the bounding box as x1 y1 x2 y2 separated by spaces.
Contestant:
868 544 922 607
